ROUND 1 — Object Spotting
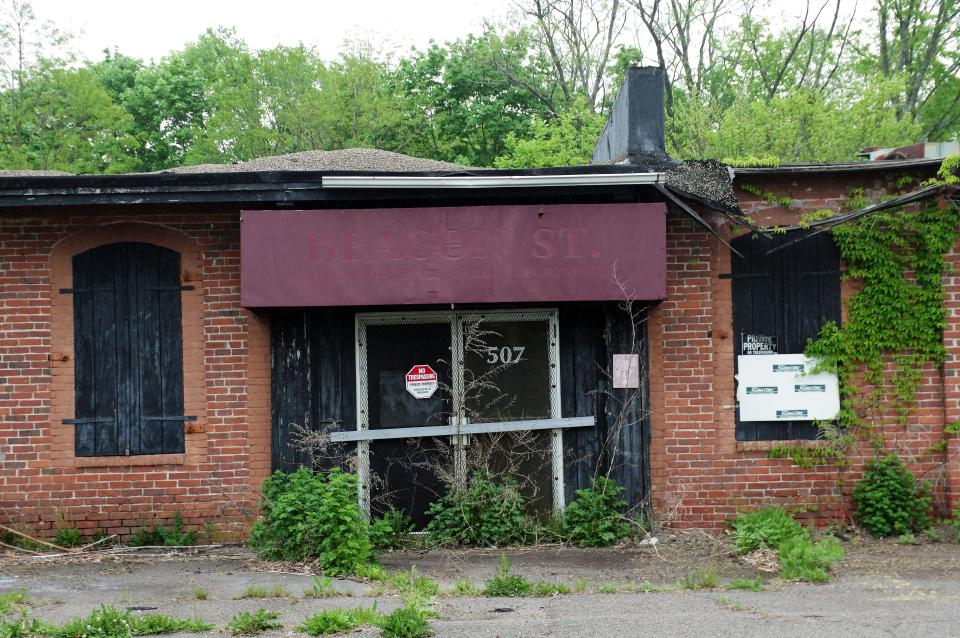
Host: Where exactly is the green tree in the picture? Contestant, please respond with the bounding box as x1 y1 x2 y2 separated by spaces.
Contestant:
692 79 919 163
494 97 604 167
0 63 140 172
395 29 555 166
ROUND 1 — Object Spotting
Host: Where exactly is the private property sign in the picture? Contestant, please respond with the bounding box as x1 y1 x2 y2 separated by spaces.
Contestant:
405 365 438 399
239 203 667 307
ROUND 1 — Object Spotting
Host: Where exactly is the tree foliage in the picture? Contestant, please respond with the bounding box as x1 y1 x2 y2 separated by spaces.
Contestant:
0 0 956 173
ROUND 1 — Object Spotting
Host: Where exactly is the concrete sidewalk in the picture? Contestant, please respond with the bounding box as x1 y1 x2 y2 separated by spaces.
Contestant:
2 545 959 638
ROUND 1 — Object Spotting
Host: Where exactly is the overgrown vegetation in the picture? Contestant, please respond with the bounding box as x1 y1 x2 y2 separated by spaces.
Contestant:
0 591 50 638
3 0 957 173
369 508 415 551
853 455 933 537
303 576 337 598
731 508 843 583
424 471 529 547
237 584 292 600
680 569 719 590
724 578 764 592
377 605 435 638
225 610 282 636
296 606 380 636
561 476 631 547
806 197 959 427
249 468 372 575
49 606 211 638
129 513 196 547
482 554 532 597
52 528 82 548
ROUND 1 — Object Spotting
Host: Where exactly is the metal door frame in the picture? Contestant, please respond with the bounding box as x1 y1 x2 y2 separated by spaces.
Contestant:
354 309 562 517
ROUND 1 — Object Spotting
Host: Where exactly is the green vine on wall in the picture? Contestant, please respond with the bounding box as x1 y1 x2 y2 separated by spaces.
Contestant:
776 186 960 465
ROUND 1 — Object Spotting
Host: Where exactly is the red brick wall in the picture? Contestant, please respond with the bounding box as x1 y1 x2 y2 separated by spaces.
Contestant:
2 171 956 537
646 168 959 528
0 210 271 540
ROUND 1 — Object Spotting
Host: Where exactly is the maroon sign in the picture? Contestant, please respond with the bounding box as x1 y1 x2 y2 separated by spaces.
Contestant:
240 203 666 308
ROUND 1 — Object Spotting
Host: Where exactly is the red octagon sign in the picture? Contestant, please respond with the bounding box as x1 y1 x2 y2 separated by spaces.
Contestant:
405 364 439 399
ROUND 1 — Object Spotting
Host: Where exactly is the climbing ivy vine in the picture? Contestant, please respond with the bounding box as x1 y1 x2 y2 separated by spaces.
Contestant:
791 192 959 461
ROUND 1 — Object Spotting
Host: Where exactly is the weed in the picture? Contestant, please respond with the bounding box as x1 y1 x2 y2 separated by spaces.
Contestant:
303 576 337 598
898 533 921 545
249 468 372 575
296 605 379 636
573 578 588 593
160 513 196 547
425 471 530 547
191 585 208 601
637 581 665 593
731 507 843 583
225 609 282 636
0 591 51 638
55 606 134 638
482 554 531 597
388 568 439 606
238 584 292 599
530 582 570 597
731 508 806 554
596 583 618 593
955 510 960 541
50 606 212 638
53 528 83 548
562 477 631 547
369 508 415 551
0 592 29 614
680 569 719 590
777 536 844 583
724 578 763 592
853 455 933 537
377 605 434 638
129 513 196 548
450 579 480 596
130 615 212 635
714 597 745 611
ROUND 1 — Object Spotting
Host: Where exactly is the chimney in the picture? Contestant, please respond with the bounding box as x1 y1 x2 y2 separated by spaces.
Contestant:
592 67 667 164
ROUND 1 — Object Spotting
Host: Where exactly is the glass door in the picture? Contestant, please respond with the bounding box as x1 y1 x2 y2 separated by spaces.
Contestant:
356 310 560 524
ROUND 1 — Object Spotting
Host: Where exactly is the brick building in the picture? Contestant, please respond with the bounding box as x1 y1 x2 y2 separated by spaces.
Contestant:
1 69 958 539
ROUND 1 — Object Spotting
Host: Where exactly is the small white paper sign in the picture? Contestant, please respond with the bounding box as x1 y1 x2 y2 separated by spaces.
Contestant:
736 353 839 421
613 354 640 389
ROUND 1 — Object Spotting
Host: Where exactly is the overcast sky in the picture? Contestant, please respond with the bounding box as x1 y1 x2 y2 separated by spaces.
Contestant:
31 0 518 62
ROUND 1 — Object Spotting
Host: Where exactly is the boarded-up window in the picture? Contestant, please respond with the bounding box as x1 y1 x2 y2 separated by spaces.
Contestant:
731 232 841 441
70 243 186 456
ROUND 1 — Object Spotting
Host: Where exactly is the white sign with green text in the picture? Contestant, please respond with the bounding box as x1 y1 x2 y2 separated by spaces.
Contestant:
736 353 840 422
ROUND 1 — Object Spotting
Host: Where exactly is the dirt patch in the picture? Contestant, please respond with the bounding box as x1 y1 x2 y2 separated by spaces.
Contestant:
3 532 958 588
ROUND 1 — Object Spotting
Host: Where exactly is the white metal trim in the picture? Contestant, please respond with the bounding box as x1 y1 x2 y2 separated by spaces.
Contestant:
548 312 564 513
353 308 570 517
330 416 593 442
354 313 370 519
323 173 663 189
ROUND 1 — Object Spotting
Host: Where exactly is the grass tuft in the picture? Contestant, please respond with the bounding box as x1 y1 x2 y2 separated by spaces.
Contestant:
377 605 435 638
296 605 379 636
303 576 338 598
226 609 282 636
680 568 719 590
724 578 763 592
237 584 292 600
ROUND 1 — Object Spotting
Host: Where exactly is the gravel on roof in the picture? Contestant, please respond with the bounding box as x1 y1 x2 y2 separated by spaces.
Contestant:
664 159 740 213
153 148 471 174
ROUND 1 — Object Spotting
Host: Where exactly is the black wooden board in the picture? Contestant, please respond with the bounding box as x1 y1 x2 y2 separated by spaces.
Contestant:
731 232 841 441
71 243 185 456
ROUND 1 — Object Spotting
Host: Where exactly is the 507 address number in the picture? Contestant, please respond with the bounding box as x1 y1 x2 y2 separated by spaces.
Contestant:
484 346 526 364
